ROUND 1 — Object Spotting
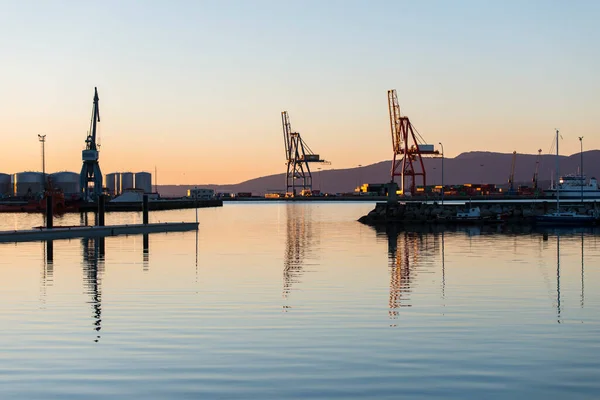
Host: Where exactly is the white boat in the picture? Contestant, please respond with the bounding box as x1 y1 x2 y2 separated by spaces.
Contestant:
455 207 481 220
535 130 598 226
545 175 600 198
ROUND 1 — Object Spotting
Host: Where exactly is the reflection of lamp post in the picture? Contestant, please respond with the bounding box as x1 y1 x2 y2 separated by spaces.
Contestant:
579 136 584 203
38 134 46 190
438 142 444 205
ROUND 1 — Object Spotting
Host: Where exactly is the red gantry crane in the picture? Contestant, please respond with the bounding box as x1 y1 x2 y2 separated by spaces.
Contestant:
388 89 439 195
281 111 329 197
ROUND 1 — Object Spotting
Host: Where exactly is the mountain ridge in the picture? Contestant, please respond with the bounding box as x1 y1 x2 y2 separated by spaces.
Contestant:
157 150 600 197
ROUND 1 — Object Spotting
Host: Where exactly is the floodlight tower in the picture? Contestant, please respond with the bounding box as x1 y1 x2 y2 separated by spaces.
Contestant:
80 87 103 201
388 89 439 195
281 111 329 196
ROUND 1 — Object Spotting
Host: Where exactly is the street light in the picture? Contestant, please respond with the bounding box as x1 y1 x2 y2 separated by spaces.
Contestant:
38 134 46 190
579 136 584 203
438 142 444 205
357 164 362 193
317 167 322 192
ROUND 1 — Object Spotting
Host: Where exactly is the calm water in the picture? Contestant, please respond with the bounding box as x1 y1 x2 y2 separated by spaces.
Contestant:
1 202 600 399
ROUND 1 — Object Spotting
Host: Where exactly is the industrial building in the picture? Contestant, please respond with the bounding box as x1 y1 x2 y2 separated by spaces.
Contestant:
105 171 153 196
187 188 215 200
0 173 11 196
50 172 80 196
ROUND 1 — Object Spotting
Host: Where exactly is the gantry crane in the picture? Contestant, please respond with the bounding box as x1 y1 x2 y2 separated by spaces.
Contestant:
80 87 103 201
281 111 329 196
388 89 439 195
508 150 517 194
532 149 542 190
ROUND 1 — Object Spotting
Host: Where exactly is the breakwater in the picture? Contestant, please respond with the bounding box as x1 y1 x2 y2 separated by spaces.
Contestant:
358 200 599 225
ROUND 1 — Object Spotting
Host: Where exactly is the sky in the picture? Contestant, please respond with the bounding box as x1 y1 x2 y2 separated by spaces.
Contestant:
1 0 599 185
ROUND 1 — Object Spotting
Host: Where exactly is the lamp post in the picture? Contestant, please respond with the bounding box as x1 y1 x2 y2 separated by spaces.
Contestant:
38 134 46 190
317 167 322 193
357 164 362 193
438 142 444 205
579 136 584 203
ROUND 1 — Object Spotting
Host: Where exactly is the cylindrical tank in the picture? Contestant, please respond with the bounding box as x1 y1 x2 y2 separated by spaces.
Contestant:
50 172 80 195
13 172 44 196
120 172 134 192
134 172 152 193
105 172 120 196
0 173 11 196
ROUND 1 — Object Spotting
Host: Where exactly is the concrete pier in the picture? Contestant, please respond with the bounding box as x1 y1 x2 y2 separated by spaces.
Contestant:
0 222 199 243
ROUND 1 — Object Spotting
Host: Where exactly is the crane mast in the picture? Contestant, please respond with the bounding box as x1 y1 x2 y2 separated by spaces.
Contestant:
281 111 329 197
80 87 104 201
532 149 542 190
388 89 438 195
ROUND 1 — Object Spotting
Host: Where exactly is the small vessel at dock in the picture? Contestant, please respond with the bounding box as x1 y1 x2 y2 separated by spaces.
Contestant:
535 130 598 226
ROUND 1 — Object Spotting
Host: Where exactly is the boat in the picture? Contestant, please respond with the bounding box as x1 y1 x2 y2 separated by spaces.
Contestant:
454 207 481 221
535 130 597 226
545 174 600 199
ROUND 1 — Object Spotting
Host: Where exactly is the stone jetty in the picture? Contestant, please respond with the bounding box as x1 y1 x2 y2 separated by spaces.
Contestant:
358 200 599 225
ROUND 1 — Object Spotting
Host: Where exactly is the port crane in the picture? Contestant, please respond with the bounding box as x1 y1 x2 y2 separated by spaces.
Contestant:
388 89 439 195
532 149 542 190
80 87 103 201
507 151 517 194
281 111 329 196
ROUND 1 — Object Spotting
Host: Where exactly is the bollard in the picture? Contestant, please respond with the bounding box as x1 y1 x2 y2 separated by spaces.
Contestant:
143 194 149 224
45 195 53 229
98 195 105 226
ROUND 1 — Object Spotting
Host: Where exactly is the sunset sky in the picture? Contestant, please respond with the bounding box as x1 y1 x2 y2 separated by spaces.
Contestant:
1 1 598 185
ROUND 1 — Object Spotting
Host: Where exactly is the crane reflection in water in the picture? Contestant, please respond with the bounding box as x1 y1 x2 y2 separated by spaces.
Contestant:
41 232 150 342
282 204 318 308
381 225 441 318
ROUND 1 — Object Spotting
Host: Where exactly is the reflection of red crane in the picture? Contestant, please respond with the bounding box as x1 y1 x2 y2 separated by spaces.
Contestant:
532 149 542 190
281 111 329 197
388 90 439 195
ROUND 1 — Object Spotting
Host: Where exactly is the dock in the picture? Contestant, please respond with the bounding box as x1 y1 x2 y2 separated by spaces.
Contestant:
0 222 198 243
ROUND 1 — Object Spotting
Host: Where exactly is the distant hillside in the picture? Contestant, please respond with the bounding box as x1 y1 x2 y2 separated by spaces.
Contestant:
158 150 600 197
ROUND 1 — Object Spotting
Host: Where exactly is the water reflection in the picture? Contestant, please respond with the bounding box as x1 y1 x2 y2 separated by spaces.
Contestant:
82 237 105 342
143 234 149 272
372 223 592 323
283 205 317 303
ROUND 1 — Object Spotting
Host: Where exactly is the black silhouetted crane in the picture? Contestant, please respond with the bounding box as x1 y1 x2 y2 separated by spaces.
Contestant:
281 111 329 196
80 87 103 201
388 89 439 195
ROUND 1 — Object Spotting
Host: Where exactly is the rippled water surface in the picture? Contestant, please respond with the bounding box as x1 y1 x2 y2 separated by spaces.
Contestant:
1 202 600 399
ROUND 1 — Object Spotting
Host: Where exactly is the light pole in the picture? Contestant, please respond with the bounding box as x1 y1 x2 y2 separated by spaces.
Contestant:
579 136 584 203
38 134 46 190
357 164 362 193
317 167 322 193
438 142 444 205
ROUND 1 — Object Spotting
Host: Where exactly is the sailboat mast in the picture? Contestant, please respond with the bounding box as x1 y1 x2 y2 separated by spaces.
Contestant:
556 129 560 213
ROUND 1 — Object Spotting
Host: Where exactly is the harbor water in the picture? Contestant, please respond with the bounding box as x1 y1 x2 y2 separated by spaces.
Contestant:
1 202 600 399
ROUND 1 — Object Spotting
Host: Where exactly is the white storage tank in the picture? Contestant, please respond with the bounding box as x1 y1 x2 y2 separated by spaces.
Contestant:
105 172 120 196
134 172 152 193
0 173 11 196
13 172 44 196
120 172 134 192
50 172 80 195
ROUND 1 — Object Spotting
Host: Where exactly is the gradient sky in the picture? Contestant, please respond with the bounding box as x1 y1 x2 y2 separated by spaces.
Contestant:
1 0 598 184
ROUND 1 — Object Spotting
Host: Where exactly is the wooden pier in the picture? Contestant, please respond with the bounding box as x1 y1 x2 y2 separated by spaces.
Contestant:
0 222 199 243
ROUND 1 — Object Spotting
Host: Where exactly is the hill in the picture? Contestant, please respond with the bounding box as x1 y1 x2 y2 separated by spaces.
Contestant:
158 150 600 197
